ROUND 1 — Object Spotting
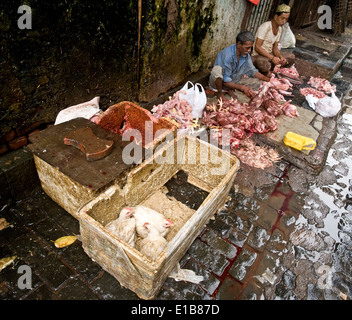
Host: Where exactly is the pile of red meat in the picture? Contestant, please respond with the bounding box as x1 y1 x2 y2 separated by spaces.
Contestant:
202 73 300 169
307 76 336 93
152 65 303 169
151 90 194 130
300 76 336 99
274 64 303 85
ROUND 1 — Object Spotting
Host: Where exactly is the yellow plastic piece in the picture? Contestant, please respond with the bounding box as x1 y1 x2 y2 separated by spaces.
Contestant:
283 132 316 151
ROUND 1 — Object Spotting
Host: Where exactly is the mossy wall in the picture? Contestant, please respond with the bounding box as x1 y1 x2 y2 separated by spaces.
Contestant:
1 0 138 135
0 0 246 138
139 0 246 101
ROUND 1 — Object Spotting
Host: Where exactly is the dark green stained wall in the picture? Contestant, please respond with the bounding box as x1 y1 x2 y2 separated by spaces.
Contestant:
0 0 221 136
1 0 138 134
183 1 216 57
138 0 217 101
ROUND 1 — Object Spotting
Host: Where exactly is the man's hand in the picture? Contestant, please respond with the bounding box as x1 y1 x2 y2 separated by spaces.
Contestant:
228 90 238 100
216 92 229 102
242 86 255 98
279 56 288 65
271 56 281 65
255 72 271 82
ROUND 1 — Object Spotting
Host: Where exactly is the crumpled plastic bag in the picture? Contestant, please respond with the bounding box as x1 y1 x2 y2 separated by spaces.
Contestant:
305 90 341 118
306 94 319 110
248 0 260 5
280 22 296 49
168 263 204 284
178 81 207 119
54 96 102 125
315 90 341 117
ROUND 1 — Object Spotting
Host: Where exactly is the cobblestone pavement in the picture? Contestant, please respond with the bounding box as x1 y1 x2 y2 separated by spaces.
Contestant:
1 90 352 301
1 44 352 303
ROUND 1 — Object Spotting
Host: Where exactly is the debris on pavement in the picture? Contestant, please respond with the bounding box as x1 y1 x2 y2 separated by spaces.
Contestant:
53 236 77 248
0 256 16 272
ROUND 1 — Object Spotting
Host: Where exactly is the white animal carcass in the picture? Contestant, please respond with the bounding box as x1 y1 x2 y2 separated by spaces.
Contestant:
131 205 173 238
105 207 136 246
139 222 168 261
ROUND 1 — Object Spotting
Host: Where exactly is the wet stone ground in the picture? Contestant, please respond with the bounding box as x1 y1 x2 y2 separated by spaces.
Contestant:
1 81 352 302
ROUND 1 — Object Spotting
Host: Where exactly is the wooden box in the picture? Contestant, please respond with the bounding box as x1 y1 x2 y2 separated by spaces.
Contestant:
27 118 139 218
77 135 240 299
27 100 177 219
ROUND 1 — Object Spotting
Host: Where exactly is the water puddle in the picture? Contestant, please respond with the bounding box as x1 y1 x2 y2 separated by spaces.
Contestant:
294 110 352 245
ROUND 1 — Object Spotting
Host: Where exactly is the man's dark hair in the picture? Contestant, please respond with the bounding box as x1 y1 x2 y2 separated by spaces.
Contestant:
275 11 290 16
236 31 255 44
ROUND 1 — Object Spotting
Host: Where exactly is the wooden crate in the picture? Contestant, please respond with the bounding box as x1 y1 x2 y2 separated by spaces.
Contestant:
27 118 137 218
77 135 240 299
27 103 176 219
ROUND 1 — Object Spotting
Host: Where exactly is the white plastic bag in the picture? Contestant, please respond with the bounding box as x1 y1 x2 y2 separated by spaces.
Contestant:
178 81 207 118
168 263 204 284
280 22 296 49
54 96 101 125
315 90 341 118
305 94 319 110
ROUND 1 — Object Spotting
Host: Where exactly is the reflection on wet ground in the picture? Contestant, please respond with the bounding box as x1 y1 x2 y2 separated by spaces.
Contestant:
281 89 352 300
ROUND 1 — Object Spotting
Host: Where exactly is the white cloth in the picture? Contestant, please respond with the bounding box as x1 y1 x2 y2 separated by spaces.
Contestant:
54 97 101 125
